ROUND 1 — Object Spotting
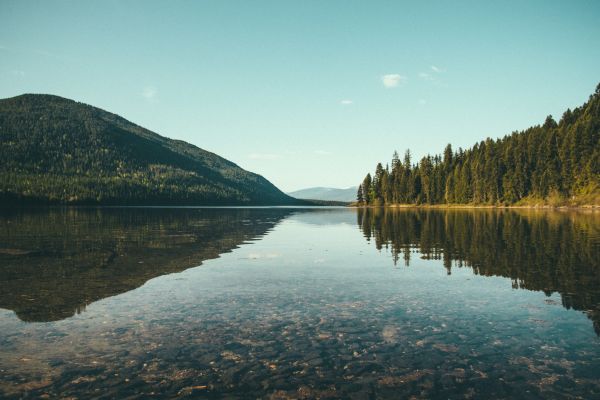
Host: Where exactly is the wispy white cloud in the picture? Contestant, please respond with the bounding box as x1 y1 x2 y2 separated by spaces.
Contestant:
381 74 406 88
142 86 158 102
314 150 332 156
340 99 353 105
248 153 282 160
418 72 433 81
246 252 280 260
419 66 446 86
418 99 427 105
34 49 54 57
33 48 77 63
11 70 25 77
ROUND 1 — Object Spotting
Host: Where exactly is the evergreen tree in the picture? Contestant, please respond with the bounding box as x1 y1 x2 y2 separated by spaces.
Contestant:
362 174 372 205
357 184 364 204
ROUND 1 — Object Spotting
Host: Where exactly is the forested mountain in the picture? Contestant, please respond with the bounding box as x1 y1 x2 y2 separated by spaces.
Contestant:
0 94 298 205
287 186 358 202
358 84 600 206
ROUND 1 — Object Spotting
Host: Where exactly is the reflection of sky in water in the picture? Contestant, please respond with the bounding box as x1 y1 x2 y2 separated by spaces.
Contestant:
0 208 599 399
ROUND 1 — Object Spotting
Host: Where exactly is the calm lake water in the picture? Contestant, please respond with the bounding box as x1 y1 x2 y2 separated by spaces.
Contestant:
0 207 599 399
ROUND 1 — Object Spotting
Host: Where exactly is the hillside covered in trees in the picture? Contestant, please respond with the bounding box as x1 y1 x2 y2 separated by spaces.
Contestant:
0 94 298 205
358 84 600 206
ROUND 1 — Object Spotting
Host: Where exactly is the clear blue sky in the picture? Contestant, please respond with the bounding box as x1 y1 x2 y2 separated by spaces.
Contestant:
1 1 599 192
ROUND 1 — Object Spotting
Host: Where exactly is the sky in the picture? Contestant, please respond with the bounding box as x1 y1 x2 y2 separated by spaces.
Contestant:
1 1 599 192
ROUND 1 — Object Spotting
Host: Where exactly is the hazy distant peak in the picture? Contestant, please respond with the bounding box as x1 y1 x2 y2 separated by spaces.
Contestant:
287 186 358 202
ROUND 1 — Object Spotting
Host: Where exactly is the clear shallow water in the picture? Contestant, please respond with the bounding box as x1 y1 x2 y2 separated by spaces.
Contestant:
0 207 599 399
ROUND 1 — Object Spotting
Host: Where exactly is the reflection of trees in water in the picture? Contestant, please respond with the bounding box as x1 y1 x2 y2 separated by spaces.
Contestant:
357 208 600 334
0 208 293 322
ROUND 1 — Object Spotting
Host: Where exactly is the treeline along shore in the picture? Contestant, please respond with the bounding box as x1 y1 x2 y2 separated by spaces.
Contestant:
356 84 600 208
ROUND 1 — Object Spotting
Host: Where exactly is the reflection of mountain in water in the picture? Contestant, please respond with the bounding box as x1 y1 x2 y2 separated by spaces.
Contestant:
0 208 293 322
357 208 600 334
288 208 356 226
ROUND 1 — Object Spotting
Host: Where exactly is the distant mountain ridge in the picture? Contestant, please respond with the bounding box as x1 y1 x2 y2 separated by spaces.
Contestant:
287 186 357 202
0 94 298 205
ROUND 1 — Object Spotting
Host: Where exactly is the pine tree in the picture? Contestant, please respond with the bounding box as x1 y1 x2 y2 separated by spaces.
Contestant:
357 184 364 204
362 174 372 205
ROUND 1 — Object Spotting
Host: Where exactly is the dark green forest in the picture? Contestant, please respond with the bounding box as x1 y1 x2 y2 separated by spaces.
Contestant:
0 94 298 205
358 84 600 206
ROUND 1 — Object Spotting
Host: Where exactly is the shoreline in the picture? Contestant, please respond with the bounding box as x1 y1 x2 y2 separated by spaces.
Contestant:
350 203 600 210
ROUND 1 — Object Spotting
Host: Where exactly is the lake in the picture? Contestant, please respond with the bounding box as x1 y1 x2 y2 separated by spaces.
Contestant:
0 207 599 399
